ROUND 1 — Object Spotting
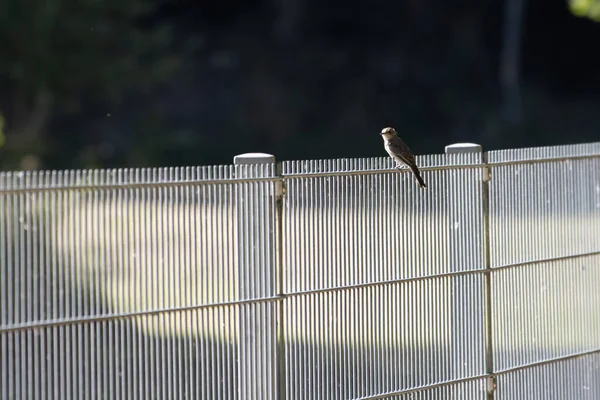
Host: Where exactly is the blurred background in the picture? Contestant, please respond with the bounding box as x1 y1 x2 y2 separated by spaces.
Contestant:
1 0 599 171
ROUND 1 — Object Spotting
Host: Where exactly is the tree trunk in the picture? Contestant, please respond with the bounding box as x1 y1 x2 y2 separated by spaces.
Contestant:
500 0 527 125
271 0 306 42
11 89 53 142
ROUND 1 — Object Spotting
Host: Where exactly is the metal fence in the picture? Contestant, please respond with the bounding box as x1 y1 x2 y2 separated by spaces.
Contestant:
1 141 599 400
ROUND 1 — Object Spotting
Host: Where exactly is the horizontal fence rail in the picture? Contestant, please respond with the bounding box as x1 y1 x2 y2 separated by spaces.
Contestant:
1 142 599 399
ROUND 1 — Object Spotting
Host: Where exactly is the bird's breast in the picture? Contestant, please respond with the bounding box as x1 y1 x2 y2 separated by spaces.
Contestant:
384 141 395 156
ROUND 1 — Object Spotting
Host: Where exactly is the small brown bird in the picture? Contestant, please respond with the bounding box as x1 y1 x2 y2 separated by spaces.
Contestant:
380 127 426 188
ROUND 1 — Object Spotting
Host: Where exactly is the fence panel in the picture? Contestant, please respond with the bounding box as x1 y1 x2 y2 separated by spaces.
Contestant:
495 353 600 399
280 154 488 399
488 143 600 391
0 165 279 400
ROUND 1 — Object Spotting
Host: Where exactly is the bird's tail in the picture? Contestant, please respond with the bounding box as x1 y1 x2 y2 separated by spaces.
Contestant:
410 165 427 188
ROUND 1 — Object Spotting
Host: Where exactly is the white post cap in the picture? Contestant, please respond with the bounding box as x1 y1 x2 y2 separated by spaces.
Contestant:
445 143 482 154
233 153 276 165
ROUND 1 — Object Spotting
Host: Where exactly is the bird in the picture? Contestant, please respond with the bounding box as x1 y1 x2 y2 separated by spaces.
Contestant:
380 127 426 188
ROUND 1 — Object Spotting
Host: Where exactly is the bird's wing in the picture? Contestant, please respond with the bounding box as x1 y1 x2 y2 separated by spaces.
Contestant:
388 137 416 165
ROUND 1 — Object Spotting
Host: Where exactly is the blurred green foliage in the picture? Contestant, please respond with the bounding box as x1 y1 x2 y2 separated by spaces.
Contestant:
569 0 600 21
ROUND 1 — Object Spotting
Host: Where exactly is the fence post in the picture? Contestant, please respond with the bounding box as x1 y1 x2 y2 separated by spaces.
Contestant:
233 153 280 400
445 143 495 398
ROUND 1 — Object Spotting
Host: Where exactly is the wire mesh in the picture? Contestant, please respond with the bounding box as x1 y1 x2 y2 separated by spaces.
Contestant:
488 143 600 375
385 377 488 399
281 154 487 399
494 353 600 399
1 141 599 400
0 165 279 399
491 255 600 371
488 143 600 268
